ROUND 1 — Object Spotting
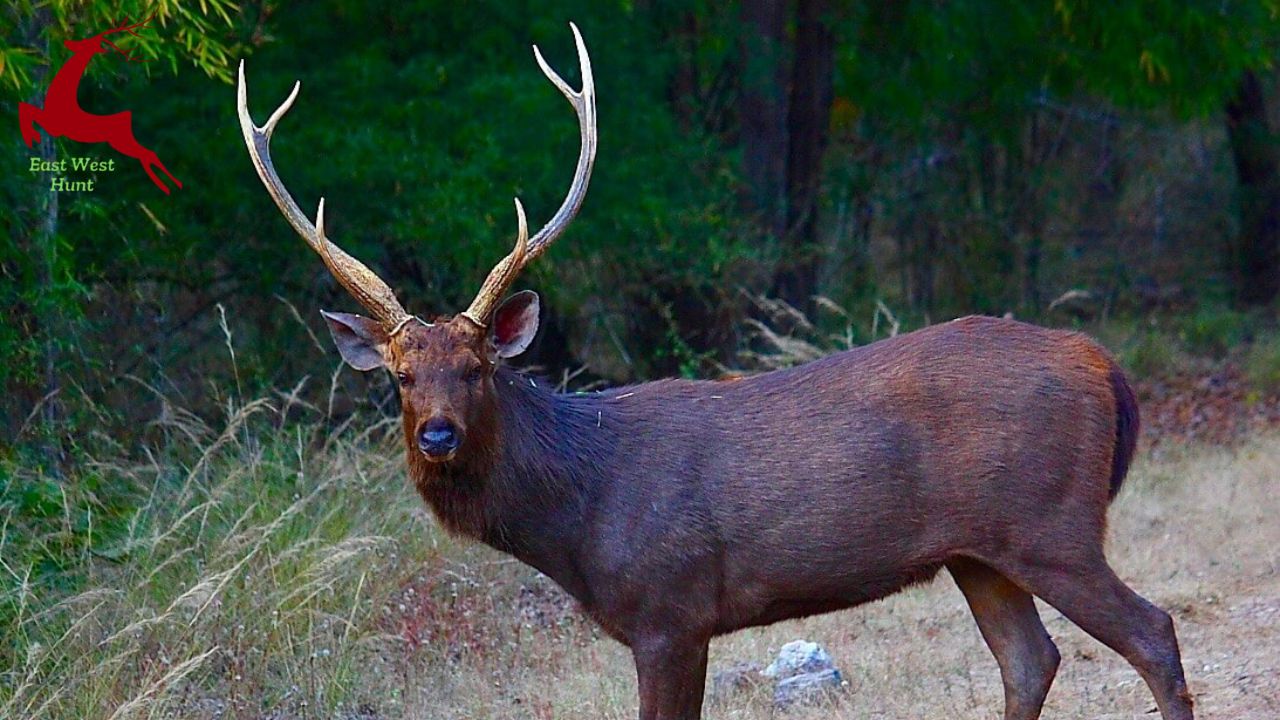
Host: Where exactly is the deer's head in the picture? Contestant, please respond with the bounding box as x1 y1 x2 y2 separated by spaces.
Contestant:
237 24 595 464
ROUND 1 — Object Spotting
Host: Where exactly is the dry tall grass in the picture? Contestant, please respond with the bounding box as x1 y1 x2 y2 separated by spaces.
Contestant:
2 385 1276 719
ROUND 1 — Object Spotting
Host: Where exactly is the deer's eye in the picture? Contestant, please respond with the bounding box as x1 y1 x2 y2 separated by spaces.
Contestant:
464 367 483 385
397 371 414 387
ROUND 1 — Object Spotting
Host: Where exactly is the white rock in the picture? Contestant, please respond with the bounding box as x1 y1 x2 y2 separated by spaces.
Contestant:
763 640 836 679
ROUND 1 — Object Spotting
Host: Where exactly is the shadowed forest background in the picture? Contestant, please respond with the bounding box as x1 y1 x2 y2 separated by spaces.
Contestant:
2 2 1280 718
5 0 1280 452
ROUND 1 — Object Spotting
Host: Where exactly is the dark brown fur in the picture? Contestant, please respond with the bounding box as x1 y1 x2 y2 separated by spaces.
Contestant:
383 314 1193 720
1109 364 1140 500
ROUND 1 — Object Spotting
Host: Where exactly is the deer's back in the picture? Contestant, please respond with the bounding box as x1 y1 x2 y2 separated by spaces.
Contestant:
581 316 1124 633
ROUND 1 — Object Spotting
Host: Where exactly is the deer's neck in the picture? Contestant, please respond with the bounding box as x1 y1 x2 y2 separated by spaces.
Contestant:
408 368 616 597
46 52 94 110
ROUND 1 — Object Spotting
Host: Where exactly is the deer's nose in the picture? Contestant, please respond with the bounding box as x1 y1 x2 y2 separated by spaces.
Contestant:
418 417 461 458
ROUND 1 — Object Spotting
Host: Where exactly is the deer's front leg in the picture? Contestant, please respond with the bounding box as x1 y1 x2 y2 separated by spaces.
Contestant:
633 633 710 720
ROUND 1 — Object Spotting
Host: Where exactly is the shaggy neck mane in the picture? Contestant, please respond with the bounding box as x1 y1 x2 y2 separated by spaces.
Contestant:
406 367 616 572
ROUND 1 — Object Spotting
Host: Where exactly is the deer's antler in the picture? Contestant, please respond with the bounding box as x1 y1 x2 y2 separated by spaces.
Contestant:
235 24 596 332
236 61 411 327
100 13 156 63
461 23 597 328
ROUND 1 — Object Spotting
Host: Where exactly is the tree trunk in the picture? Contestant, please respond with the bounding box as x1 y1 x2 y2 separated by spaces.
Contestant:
772 0 835 315
1021 110 1044 313
1225 69 1280 306
36 128 63 466
667 9 700 132
738 0 789 242
18 8 66 474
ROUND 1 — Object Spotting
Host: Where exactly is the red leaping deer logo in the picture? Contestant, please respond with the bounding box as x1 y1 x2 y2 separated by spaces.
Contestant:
18 15 181 194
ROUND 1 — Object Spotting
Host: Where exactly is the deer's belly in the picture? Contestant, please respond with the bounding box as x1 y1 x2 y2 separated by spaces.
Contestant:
716 561 944 634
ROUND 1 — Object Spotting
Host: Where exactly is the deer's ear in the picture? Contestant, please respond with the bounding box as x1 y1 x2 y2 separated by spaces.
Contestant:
489 291 540 359
320 310 390 371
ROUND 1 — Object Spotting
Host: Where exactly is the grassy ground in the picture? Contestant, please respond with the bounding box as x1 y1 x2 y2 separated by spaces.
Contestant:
2 390 1278 719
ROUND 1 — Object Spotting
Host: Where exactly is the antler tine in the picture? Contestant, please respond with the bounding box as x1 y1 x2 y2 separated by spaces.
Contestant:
101 38 146 62
527 21 596 258
99 13 156 62
463 23 597 327
106 12 155 36
237 60 410 326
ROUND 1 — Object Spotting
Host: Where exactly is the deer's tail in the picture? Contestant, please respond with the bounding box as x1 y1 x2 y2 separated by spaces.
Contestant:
1107 364 1140 502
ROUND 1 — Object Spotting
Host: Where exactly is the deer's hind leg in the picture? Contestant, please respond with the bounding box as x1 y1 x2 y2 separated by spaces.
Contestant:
993 552 1194 720
949 558 1060 720
134 153 182 194
101 112 181 193
976 506 1194 720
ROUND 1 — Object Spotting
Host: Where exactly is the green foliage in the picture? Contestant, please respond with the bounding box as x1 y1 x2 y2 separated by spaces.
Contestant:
1178 304 1252 357
1051 0 1280 116
653 307 718 379
841 2 1059 138
0 1 245 94
4 0 1280 448
0 0 247 440
0 201 88 390
3 0 749 422
831 1 1280 317
1244 334 1280 395
1117 327 1187 380
841 1 1280 130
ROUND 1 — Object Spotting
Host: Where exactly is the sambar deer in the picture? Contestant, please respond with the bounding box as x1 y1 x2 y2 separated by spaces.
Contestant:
236 24 1194 720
